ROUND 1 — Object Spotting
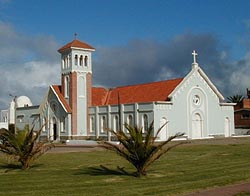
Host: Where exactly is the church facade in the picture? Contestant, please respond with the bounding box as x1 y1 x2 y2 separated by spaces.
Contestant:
12 39 235 141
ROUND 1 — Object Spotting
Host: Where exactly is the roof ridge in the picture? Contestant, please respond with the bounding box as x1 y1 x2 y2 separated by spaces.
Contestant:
113 77 183 89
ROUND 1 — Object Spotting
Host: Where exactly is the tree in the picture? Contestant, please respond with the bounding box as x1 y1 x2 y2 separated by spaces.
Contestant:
0 124 54 170
227 94 244 103
100 122 184 177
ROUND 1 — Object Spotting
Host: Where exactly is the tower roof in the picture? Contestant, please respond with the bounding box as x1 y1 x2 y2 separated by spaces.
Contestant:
58 39 95 53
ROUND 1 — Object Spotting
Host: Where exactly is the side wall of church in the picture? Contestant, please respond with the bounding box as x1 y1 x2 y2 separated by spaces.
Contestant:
89 103 154 139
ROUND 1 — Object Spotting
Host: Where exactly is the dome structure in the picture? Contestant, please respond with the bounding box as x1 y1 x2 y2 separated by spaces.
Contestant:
15 96 33 108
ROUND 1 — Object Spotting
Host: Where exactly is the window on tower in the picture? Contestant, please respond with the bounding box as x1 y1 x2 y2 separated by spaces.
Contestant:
65 76 69 98
62 59 65 69
74 55 78 66
64 56 67 68
84 55 88 66
68 54 72 67
79 55 83 66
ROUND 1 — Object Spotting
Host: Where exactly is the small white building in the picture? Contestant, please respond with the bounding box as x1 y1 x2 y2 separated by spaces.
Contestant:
1 39 235 141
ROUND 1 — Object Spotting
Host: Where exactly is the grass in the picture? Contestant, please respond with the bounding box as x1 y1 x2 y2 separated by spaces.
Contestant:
0 137 250 196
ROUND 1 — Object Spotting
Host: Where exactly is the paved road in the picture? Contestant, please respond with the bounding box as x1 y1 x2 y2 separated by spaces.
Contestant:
182 182 250 196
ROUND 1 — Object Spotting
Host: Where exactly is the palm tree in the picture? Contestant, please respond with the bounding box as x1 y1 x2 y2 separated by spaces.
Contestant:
100 122 184 177
227 94 244 103
0 124 54 170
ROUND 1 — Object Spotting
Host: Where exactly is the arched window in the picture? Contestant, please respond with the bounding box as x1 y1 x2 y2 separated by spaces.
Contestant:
62 59 65 69
128 115 133 127
60 117 66 133
143 114 148 133
68 54 72 67
84 55 88 66
79 55 83 66
52 103 57 113
64 76 69 98
90 116 95 133
64 56 67 68
114 115 119 132
66 56 69 68
101 116 107 133
42 117 46 132
74 55 78 66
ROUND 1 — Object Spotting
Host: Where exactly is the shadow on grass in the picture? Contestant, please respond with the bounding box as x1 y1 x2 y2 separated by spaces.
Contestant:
0 163 21 171
75 165 136 177
0 163 44 172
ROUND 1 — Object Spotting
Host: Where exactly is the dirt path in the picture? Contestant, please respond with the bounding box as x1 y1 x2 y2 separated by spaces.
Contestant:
182 182 250 196
49 145 102 153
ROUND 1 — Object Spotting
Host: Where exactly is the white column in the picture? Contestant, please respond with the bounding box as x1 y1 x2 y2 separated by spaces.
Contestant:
95 107 99 138
8 100 15 124
135 103 139 126
107 105 111 141
120 104 124 132
50 118 53 141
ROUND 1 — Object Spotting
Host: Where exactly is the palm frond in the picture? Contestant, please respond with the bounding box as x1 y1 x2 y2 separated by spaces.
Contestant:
0 124 54 170
99 121 185 176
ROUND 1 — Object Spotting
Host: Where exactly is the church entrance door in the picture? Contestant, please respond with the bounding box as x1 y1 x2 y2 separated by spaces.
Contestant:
192 113 202 139
53 117 57 141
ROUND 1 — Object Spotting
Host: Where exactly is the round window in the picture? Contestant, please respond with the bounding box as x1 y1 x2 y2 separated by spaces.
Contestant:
193 95 201 105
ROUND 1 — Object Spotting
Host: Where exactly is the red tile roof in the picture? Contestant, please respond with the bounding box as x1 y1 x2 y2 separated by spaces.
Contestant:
92 87 109 106
58 39 95 53
91 78 183 106
51 85 72 113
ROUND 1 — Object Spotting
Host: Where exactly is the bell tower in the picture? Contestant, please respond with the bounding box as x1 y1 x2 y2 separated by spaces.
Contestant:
58 38 95 137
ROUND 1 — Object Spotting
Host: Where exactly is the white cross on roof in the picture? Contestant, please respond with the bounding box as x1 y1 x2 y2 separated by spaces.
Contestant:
192 50 198 64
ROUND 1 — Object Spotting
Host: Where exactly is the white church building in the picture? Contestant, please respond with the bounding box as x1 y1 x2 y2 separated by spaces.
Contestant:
1 39 235 141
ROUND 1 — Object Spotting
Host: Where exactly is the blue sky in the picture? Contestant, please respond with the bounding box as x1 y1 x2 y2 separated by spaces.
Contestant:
1 0 249 55
0 0 250 108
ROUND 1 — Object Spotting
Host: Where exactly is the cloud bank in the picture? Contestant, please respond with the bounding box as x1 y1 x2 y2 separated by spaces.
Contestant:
93 33 250 100
0 21 60 109
0 20 250 109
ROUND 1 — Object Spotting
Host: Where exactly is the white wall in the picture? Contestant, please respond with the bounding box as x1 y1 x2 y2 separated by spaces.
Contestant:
0 122 8 129
154 67 235 140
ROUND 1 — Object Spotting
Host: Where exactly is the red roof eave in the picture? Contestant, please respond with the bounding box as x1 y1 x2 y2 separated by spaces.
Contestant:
58 39 95 53
51 85 72 113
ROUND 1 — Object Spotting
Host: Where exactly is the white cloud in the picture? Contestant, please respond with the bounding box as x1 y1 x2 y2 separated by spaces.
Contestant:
0 20 250 109
0 21 60 109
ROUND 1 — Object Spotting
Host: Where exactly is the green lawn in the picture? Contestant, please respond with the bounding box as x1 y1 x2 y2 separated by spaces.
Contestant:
0 138 250 196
